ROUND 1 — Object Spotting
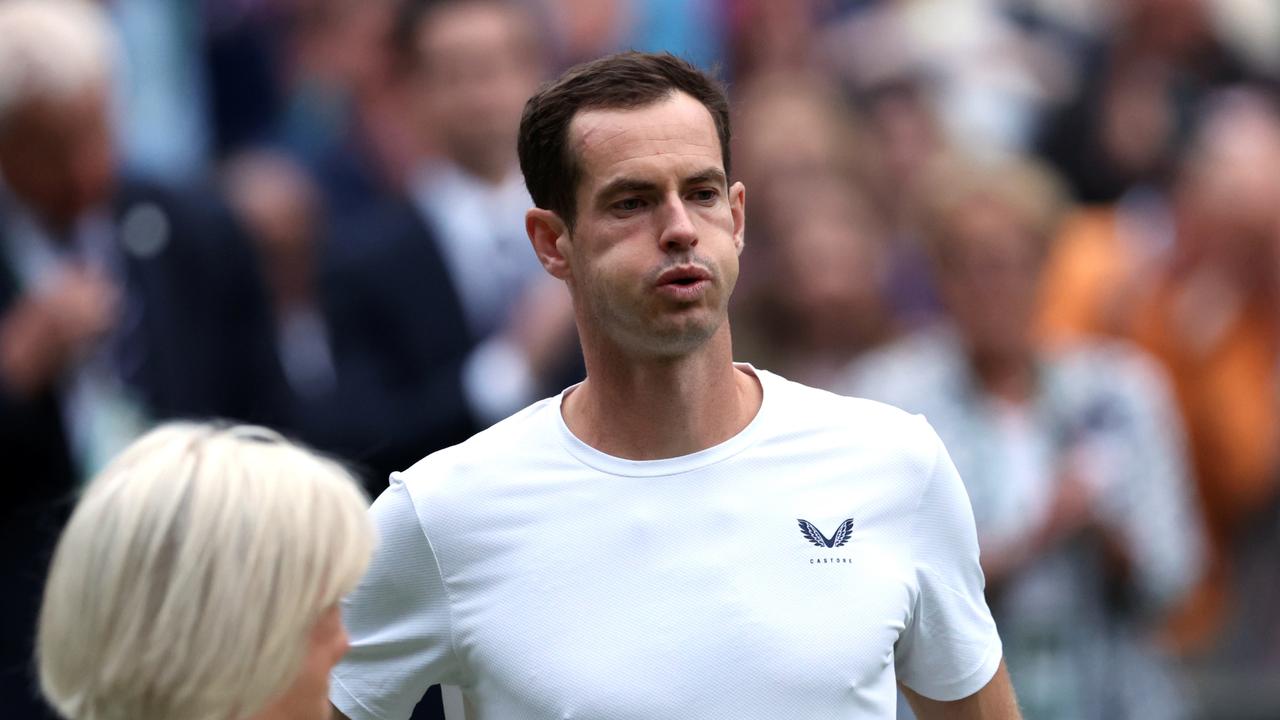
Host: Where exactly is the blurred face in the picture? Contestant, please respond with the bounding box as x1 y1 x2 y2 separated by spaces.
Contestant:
776 195 887 347
0 85 115 233
934 199 1043 361
414 1 542 180
227 155 321 306
1180 105 1280 273
560 91 746 359
250 604 349 720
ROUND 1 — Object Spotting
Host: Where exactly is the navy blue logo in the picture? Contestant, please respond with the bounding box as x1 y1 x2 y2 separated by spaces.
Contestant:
798 518 854 548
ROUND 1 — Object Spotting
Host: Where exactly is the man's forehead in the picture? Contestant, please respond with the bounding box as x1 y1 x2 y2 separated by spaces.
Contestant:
569 92 723 178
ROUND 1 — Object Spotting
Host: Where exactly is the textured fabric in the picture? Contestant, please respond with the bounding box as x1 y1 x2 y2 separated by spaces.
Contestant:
332 366 1001 720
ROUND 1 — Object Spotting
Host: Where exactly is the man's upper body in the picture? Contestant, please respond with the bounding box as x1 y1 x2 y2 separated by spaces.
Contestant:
332 365 1005 720
332 52 1019 719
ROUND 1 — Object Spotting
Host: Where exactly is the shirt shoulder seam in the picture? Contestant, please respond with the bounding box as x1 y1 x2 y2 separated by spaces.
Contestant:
402 486 469 685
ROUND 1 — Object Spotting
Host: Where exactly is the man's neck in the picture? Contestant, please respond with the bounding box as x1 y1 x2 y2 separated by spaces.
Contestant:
563 328 763 461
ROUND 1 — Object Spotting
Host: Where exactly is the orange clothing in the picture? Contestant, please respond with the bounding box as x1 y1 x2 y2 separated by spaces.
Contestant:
1036 206 1280 652
1036 208 1138 343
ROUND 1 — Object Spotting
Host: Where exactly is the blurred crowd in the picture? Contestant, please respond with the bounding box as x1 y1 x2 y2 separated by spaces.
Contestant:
2 0 1279 718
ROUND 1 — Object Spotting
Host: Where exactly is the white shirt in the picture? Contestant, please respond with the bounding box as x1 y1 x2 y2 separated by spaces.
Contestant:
331 366 1001 720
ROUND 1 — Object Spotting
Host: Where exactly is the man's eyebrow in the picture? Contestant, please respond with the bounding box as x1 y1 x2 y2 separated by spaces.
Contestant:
596 177 658 202
595 168 728 205
684 168 728 188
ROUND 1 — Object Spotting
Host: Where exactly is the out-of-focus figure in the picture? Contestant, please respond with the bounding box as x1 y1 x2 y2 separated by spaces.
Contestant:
0 2 286 715
733 177 893 389
319 0 579 486
730 71 895 377
842 153 1203 720
37 422 372 720
224 150 338 405
280 0 416 217
1039 89 1280 656
1037 0 1253 203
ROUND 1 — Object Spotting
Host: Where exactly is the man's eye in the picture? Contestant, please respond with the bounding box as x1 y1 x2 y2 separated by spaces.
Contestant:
690 189 718 203
614 198 644 212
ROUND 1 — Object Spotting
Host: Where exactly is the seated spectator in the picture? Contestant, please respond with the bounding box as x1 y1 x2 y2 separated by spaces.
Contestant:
36 422 372 720
0 2 286 715
840 153 1204 720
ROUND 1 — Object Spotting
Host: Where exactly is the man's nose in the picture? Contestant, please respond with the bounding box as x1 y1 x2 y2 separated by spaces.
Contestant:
658 196 698 252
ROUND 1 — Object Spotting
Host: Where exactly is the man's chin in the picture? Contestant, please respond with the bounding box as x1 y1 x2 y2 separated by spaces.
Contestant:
642 316 726 357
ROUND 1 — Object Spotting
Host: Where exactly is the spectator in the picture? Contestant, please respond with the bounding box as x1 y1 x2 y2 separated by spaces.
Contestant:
0 2 286 715
224 149 338 406
279 0 416 219
732 176 894 388
318 0 580 486
1119 90 1280 653
841 152 1204 720
1037 0 1254 204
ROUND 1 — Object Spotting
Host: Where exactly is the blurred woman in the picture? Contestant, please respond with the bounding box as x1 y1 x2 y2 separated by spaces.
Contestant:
842 153 1203 720
36 422 374 720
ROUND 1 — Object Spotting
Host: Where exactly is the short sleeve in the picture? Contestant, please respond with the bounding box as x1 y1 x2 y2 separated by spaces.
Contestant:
331 475 465 720
895 419 1003 701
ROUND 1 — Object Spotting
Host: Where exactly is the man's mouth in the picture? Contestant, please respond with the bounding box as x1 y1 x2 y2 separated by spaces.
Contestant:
655 265 713 287
654 265 713 301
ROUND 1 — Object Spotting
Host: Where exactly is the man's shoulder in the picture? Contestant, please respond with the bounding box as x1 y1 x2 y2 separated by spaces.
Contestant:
760 369 940 460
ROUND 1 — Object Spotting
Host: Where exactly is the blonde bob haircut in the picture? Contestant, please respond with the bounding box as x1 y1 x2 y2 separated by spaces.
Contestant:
37 423 374 720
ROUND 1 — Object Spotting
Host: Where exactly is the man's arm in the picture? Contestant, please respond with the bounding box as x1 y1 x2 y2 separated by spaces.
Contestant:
900 660 1021 720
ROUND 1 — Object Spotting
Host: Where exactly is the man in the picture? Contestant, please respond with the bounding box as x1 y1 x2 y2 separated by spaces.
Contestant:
0 2 285 715
318 0 579 485
331 52 1019 719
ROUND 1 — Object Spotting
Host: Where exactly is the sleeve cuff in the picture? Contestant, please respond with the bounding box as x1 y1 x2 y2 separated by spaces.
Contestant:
330 672 386 720
902 637 1004 702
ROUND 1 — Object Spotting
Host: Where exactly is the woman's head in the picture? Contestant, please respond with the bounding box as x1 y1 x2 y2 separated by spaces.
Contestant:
37 423 374 720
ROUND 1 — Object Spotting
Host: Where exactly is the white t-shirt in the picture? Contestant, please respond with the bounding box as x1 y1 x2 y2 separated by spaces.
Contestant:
331 366 1001 720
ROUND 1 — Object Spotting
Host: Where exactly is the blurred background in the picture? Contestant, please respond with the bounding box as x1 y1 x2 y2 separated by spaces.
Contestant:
2 0 1279 718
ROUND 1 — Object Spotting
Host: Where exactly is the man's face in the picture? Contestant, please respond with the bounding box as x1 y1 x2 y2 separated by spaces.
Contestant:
559 91 745 359
0 85 115 233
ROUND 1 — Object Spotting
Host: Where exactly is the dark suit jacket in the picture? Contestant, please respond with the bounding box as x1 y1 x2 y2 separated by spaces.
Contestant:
0 178 287 718
312 197 481 490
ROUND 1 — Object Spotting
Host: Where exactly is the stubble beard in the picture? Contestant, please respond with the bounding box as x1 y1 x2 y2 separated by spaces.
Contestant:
586 272 729 361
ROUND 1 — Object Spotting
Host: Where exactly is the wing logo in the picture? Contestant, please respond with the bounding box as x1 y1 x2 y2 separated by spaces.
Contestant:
797 518 854 548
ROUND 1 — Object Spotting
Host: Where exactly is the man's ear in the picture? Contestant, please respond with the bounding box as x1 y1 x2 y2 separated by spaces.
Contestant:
527 208 572 280
729 181 746 255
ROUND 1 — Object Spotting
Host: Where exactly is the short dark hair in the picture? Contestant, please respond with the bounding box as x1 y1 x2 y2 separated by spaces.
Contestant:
517 52 731 229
